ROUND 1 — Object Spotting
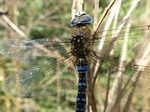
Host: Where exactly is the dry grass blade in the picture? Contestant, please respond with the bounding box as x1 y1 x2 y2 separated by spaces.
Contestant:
72 0 84 18
93 0 140 84
2 15 27 38
93 0 118 35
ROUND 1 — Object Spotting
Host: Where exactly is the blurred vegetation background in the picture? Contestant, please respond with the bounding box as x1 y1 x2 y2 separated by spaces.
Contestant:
0 0 149 112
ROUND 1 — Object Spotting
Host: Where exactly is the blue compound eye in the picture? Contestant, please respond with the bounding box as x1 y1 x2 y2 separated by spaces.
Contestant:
70 11 93 27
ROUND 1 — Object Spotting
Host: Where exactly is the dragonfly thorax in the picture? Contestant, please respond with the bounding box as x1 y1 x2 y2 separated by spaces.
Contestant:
70 21 94 67
70 36 90 57
71 36 86 46
71 47 89 56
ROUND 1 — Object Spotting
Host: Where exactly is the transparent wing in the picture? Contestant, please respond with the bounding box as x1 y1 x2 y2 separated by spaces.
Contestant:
91 25 149 48
0 25 148 64
0 37 70 63
94 60 150 111
93 25 150 40
1 59 78 97
88 25 150 110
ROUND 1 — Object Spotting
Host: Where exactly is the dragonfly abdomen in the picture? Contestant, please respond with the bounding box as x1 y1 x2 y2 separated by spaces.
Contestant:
76 63 88 112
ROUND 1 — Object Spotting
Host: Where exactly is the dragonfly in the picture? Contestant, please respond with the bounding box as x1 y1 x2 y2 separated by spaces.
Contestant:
1 10 150 112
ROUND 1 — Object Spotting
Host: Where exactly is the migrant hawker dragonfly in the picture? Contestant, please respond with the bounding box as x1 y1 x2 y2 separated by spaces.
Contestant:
1 10 150 112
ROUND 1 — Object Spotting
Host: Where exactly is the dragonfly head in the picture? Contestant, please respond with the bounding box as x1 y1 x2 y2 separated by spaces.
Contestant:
70 11 93 27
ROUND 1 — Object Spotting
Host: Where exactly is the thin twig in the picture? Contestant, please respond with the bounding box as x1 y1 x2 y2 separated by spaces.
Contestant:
122 70 141 112
106 21 131 112
93 0 140 89
93 0 118 36
2 15 27 38
93 0 121 77
72 0 84 18
93 0 100 31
